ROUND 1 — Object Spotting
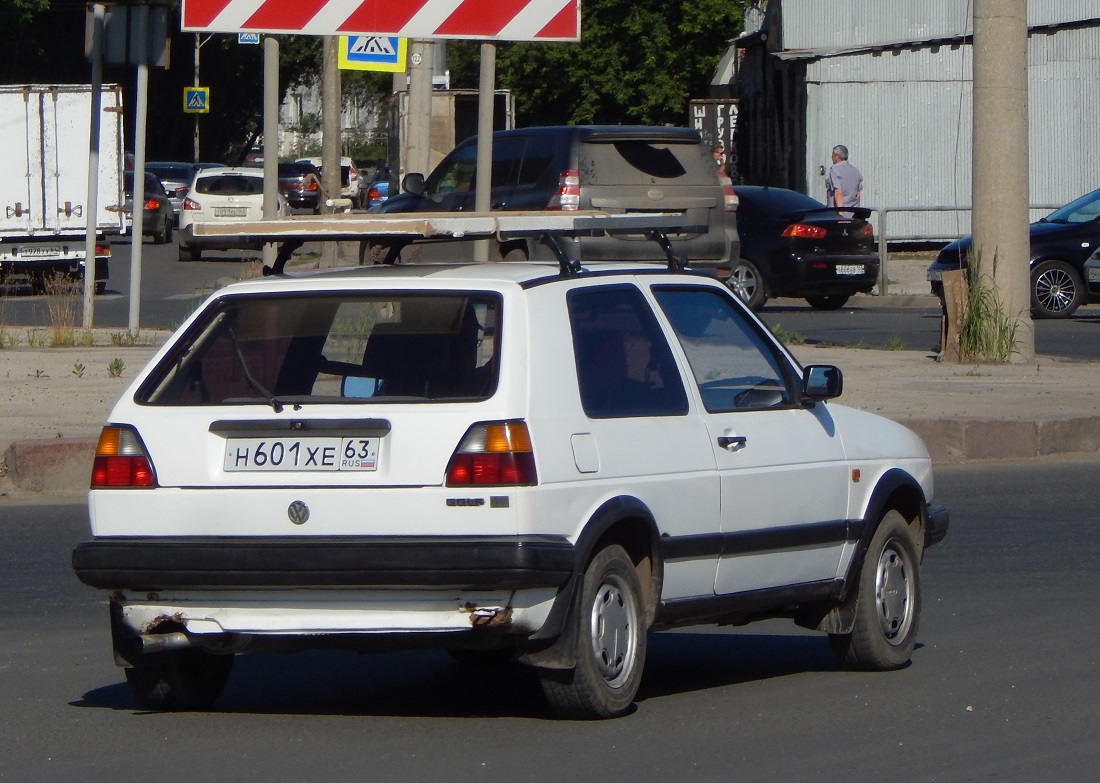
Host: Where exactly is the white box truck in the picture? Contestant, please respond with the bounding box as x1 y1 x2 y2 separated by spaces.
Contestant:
0 83 125 294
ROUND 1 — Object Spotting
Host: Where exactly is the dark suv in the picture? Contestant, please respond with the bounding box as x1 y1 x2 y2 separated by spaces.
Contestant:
375 126 739 269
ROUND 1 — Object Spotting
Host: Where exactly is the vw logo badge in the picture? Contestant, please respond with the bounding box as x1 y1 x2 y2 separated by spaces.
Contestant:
647 188 665 201
287 500 310 525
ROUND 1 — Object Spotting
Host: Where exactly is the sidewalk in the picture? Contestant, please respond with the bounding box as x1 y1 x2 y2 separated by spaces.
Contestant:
1 257 1097 500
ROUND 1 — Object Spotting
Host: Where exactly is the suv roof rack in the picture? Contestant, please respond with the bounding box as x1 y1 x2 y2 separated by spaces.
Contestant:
190 211 702 277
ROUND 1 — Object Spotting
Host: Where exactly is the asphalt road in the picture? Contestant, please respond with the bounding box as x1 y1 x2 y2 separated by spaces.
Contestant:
2 459 1098 781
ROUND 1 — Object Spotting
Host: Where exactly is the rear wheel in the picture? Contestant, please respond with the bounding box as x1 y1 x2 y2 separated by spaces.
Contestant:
1031 259 1083 319
830 510 921 670
124 649 234 711
152 216 168 244
806 294 850 310
539 544 646 719
726 259 768 310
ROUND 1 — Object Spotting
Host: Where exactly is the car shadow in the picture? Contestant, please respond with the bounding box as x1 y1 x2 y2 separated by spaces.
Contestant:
69 631 906 719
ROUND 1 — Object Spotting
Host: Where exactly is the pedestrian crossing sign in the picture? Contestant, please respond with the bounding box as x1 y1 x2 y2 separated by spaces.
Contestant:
338 36 406 73
183 87 210 114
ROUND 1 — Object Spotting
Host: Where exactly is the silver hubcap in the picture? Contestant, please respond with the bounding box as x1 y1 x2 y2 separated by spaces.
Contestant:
875 541 914 644
728 264 758 303
1035 268 1076 313
589 574 638 686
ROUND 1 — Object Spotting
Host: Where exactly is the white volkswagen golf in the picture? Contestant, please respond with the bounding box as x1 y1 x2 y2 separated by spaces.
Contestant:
73 215 948 719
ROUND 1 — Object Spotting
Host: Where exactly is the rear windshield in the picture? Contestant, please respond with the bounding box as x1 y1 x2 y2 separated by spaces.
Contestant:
579 140 707 184
137 292 501 406
195 174 264 196
147 165 195 181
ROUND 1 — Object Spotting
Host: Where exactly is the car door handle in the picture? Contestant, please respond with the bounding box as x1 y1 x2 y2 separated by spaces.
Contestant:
717 435 748 451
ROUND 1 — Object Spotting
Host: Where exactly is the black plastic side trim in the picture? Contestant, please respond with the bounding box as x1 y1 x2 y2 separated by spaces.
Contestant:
655 579 845 627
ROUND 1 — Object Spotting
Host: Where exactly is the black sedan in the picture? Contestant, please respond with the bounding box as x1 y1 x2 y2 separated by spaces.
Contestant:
277 161 322 213
728 186 878 310
124 172 173 244
927 187 1100 319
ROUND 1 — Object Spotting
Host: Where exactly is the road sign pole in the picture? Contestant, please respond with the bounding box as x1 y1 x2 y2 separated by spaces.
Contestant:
473 43 496 263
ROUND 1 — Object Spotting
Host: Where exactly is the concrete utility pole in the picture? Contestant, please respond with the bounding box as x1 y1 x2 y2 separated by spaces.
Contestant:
972 0 1034 362
262 36 278 269
405 40 435 178
473 43 495 263
321 36 341 266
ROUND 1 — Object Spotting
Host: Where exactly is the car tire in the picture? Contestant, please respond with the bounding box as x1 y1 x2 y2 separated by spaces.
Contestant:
1031 259 1083 319
164 218 173 244
806 294 850 310
178 244 201 262
152 217 168 245
539 544 646 719
830 510 921 671
124 649 234 711
94 280 106 295
726 259 768 310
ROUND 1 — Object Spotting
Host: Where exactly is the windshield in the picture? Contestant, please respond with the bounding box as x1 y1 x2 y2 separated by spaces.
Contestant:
1042 188 1100 224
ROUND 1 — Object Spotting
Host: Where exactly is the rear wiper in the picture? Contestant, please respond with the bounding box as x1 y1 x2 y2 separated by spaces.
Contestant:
227 327 286 413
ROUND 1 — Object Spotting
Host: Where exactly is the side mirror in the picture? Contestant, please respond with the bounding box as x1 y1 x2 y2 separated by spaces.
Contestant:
402 173 426 197
801 364 843 404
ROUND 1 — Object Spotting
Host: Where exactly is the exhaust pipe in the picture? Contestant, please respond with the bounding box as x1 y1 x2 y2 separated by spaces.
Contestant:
138 631 192 653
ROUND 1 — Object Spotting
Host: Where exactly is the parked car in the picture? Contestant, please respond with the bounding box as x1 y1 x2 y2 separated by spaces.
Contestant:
729 186 878 310
277 161 322 213
927 187 1100 319
71 214 947 719
296 156 360 207
371 125 739 269
359 165 391 208
177 167 283 261
123 171 173 244
146 162 199 225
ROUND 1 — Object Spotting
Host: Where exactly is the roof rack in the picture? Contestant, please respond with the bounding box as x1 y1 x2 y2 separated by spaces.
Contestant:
190 211 700 277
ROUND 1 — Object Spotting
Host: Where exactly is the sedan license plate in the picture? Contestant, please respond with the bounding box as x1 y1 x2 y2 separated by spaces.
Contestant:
835 264 864 276
224 437 378 472
214 207 248 218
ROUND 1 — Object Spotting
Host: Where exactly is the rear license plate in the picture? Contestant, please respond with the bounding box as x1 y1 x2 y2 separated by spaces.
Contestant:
224 437 379 472
214 207 248 218
835 264 864 276
17 245 64 258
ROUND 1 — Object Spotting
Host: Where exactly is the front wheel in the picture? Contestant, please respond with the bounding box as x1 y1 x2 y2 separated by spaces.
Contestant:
806 294 850 310
124 649 234 711
830 510 921 670
539 544 647 719
726 259 768 310
1031 259 1083 319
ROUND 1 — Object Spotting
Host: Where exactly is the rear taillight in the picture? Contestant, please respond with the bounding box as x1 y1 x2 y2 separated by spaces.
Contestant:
94 243 111 258
547 170 580 211
721 175 738 212
306 179 319 192
143 197 159 211
368 186 381 201
183 197 200 211
91 426 156 488
855 223 874 238
446 421 537 486
781 223 827 239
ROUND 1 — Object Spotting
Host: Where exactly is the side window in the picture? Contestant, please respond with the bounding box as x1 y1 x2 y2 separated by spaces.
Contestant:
426 145 478 208
568 285 689 419
653 287 794 412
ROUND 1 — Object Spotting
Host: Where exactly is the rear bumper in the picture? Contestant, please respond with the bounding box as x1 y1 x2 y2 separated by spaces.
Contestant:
179 225 265 252
73 535 576 591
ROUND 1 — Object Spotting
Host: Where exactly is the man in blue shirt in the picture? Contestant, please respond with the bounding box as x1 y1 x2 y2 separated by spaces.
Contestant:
825 145 863 208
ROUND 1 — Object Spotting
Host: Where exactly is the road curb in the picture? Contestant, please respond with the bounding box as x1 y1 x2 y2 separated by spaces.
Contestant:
3 437 96 497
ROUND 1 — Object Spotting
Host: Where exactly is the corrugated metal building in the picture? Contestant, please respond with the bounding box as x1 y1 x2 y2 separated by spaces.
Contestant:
726 1 1100 241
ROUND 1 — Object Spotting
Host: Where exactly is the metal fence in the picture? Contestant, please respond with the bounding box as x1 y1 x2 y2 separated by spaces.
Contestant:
872 204 1060 295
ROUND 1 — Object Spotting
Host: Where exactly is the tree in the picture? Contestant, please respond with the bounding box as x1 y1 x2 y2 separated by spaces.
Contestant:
448 0 743 126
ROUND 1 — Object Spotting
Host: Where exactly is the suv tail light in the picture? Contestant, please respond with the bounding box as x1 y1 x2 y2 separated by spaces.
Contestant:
547 170 580 211
91 426 157 488
446 421 537 486
781 223 827 239
720 175 738 212
183 197 200 211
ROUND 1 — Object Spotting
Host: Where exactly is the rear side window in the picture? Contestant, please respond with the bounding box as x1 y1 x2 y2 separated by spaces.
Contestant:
568 285 688 419
195 175 264 196
137 293 500 406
